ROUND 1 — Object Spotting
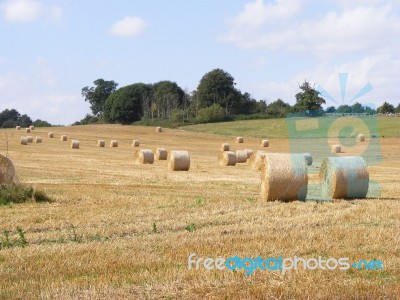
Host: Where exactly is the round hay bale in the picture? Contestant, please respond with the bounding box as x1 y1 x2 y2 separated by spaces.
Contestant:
221 143 230 151
168 150 190 171
35 136 42 143
357 134 365 142
16 126 21 130
236 136 244 143
132 140 140 147
218 151 236 166
156 126 163 132
261 139 269 147
20 137 28 145
97 140 105 147
303 153 313 166
155 148 168 160
0 154 16 184
331 144 341 153
245 149 254 159
48 132 54 138
261 153 308 201
134 149 154 164
110 140 118 147
249 151 266 171
60 135 67 141
26 136 33 143
71 140 80 149
320 156 369 199
236 150 248 163
25 128 31 133
29 125 35 130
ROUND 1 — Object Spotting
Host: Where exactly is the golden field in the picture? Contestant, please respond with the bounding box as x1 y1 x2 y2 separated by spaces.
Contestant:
0 121 399 299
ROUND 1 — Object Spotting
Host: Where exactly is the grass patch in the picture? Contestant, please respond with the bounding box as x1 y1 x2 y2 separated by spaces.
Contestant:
0 183 52 205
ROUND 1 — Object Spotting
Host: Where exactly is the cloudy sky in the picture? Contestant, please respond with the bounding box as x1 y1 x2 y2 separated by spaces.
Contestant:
0 0 399 124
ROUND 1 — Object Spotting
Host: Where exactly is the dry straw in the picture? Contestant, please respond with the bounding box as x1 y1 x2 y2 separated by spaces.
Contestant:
35 136 42 143
71 140 80 149
168 150 190 171
29 125 35 130
249 151 266 171
134 149 154 164
261 153 308 201
25 128 31 133
320 156 369 199
245 149 254 159
97 140 105 147
236 136 244 143
155 148 168 160
218 151 236 166
60 135 67 141
357 134 365 142
156 126 163 132
331 144 341 153
110 140 118 147
0 154 16 184
48 132 54 138
16 126 21 130
236 150 248 163
303 153 313 166
132 140 140 147
20 137 28 145
26 136 33 143
221 143 230 151
261 140 269 147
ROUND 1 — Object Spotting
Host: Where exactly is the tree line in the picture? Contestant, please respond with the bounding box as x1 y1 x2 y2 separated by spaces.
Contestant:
0 109 52 128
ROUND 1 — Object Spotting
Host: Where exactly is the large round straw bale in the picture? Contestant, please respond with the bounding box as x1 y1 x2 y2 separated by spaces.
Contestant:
110 140 118 147
97 140 105 147
218 151 236 166
320 156 369 199
331 144 341 153
132 140 140 147
155 148 168 160
245 149 254 159
168 150 190 171
60 135 67 141
303 153 313 166
261 153 308 201
134 149 154 164
221 143 230 151
236 150 248 163
0 154 16 184
48 132 54 138
249 151 266 171
26 136 33 143
71 140 80 149
261 139 269 147
20 137 28 145
29 125 35 130
25 128 31 133
357 134 365 142
236 136 244 143
16 126 21 130
35 136 42 143
156 126 163 132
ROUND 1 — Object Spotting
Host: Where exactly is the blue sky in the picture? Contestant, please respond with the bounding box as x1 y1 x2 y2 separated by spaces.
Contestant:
1 0 399 124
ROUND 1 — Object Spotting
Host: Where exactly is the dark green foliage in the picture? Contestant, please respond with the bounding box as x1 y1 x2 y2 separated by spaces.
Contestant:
196 104 226 123
377 101 395 114
326 106 336 113
1 227 28 249
33 119 52 127
0 184 52 205
82 79 118 116
294 81 326 114
266 99 292 118
72 114 99 126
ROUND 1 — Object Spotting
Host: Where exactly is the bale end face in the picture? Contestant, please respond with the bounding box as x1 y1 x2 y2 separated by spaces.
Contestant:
134 149 154 164
236 150 248 163
110 140 118 147
25 128 31 133
155 148 168 160
236 136 244 143
261 140 269 147
0 154 16 184
35 136 42 143
357 134 366 142
48 132 54 138
20 137 28 145
218 151 236 166
249 151 266 171
132 140 140 147
156 127 163 132
71 140 80 149
168 150 190 171
97 140 105 147
221 143 230 151
331 144 341 153
60 135 67 141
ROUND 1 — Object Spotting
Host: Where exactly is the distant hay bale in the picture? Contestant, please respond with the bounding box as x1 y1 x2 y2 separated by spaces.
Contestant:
261 153 308 201
35 136 42 143
168 150 190 171
134 149 154 164
0 154 16 184
20 137 28 145
221 143 230 151
110 140 118 147
357 134 365 142
236 136 244 143
261 139 269 147
97 140 105 147
71 140 80 149
156 126 163 132
60 135 67 141
16 126 21 130
320 156 369 199
29 125 35 130
26 136 33 143
48 132 54 138
155 148 168 160
249 151 266 171
218 151 236 166
303 153 313 166
25 128 31 133
245 149 254 159
132 140 140 147
331 144 341 153
236 150 248 163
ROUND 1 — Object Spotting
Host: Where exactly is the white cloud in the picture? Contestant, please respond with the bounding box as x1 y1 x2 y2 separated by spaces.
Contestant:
0 0 62 23
109 16 147 37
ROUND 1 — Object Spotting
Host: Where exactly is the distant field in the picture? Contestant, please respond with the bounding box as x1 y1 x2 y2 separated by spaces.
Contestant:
0 121 399 299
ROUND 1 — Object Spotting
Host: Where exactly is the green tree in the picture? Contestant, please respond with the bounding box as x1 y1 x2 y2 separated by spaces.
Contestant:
337 105 352 113
0 109 20 126
395 103 400 113
196 104 226 123
326 106 336 113
294 81 326 114
33 119 52 127
82 79 118 117
377 102 395 114
266 99 292 118
351 102 365 113
152 81 184 119
17 114 33 127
